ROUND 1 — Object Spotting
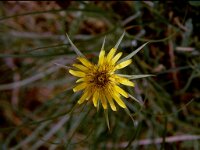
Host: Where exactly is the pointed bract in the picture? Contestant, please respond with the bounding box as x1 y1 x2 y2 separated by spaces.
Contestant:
118 74 155 79
66 33 85 57
118 42 149 63
114 31 126 50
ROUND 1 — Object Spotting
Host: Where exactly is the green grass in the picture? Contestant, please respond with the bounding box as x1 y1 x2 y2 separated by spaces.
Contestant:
0 1 200 150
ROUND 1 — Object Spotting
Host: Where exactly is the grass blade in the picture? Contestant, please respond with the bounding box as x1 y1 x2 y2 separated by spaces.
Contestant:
66 33 85 57
117 74 155 79
118 42 149 63
114 31 125 50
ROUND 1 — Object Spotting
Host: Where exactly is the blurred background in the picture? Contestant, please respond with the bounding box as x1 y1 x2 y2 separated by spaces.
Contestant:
0 1 200 149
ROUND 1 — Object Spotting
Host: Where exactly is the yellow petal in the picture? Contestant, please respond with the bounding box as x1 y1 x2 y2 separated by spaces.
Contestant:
77 57 92 67
73 83 87 92
112 75 135 87
118 77 134 87
69 69 85 77
76 78 85 83
107 48 116 61
114 85 129 98
119 78 134 87
115 59 132 70
108 98 117 111
105 91 117 111
112 93 126 108
78 91 89 104
92 91 99 107
85 88 93 100
98 50 105 65
99 93 107 109
73 64 88 71
112 52 122 65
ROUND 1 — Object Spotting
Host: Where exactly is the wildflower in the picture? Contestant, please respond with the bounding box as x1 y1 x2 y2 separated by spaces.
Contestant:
67 32 151 111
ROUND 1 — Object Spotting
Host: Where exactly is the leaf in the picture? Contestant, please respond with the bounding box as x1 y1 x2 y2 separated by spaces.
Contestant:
0 53 67 58
101 36 106 51
124 108 134 123
114 31 125 50
117 74 155 79
118 42 149 63
189 1 200 7
54 63 71 70
104 109 110 131
97 100 100 112
128 94 144 106
66 33 85 57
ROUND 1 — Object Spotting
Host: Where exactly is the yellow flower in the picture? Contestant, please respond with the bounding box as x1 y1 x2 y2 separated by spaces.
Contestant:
67 32 150 111
69 49 134 111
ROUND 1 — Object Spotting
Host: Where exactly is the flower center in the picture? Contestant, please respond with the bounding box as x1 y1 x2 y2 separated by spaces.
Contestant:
92 71 110 87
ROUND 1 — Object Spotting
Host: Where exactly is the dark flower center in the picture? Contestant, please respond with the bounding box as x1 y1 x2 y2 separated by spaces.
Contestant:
90 71 110 87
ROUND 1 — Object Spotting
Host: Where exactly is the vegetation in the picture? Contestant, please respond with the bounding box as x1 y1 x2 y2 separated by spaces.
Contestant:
0 1 199 149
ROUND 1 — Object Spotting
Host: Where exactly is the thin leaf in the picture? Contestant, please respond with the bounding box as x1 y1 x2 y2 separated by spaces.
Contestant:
114 31 125 50
128 94 144 106
117 74 155 79
124 108 134 123
0 53 67 58
0 8 113 21
65 33 85 57
118 42 149 63
54 63 71 70
101 36 106 51
97 100 100 112
104 109 110 131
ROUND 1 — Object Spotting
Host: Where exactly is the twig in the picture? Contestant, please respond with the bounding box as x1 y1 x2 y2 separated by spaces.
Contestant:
7 31 92 40
0 66 59 90
174 17 188 31
30 116 69 150
105 134 200 148
4 58 20 107
122 11 141 26
168 26 180 90
175 47 195 52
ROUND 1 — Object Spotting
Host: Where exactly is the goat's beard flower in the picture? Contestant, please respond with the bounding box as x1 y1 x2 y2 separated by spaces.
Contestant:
69 48 133 111
67 32 149 112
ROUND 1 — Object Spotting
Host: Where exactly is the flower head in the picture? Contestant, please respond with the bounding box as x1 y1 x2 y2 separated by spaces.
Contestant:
67 32 150 111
